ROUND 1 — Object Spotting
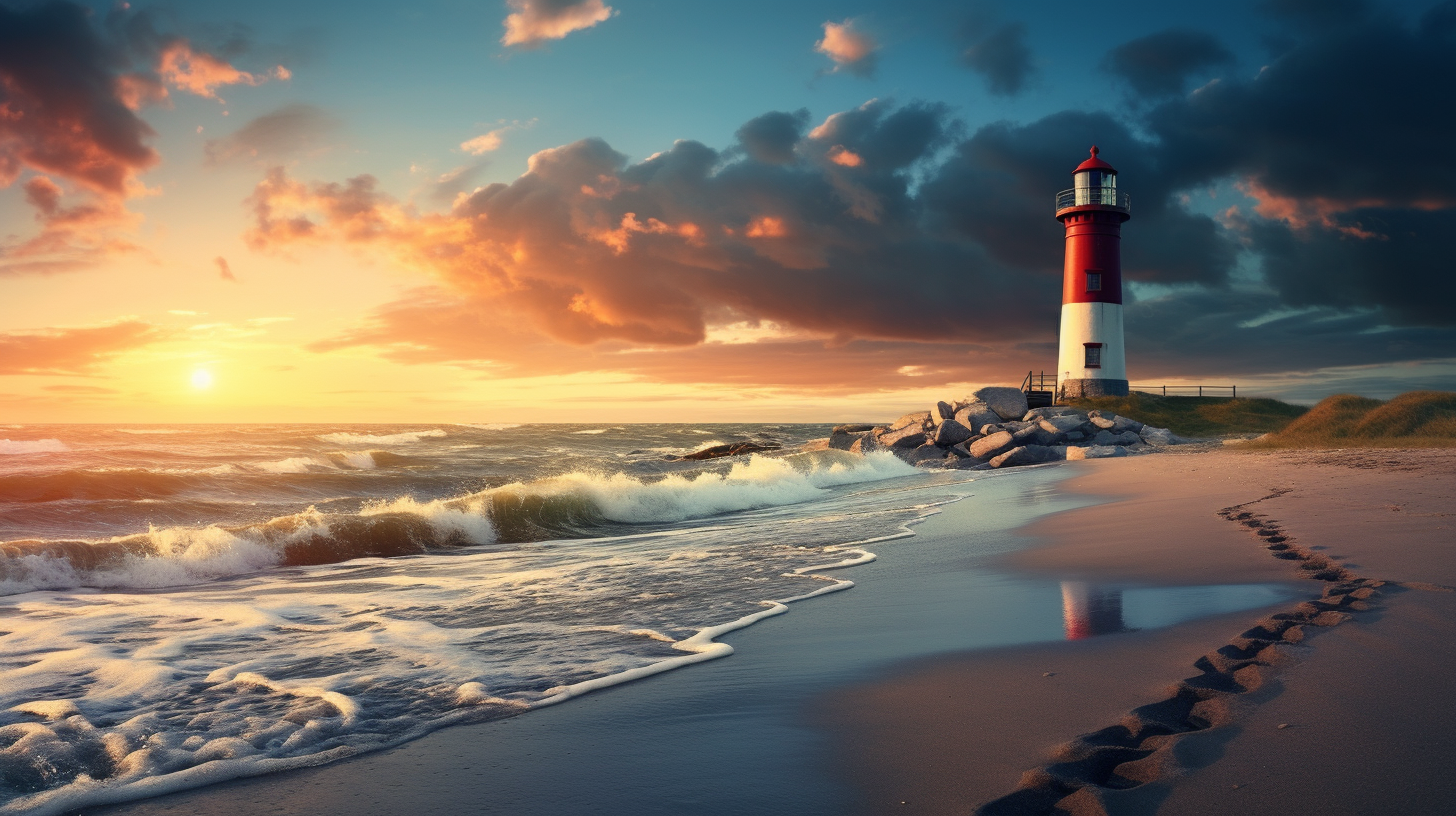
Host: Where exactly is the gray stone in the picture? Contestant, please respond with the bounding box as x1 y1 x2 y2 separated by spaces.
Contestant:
972 386 1030 421
897 444 949 466
989 444 1060 468
978 424 1002 436
931 401 956 423
1066 445 1128 460
955 401 1001 432
968 430 1017 460
891 411 932 430
1039 415 1085 435
947 442 974 459
878 424 928 449
1024 407 1087 421
850 434 884 454
1140 426 1180 447
1114 431 1142 445
1064 430 1086 442
1090 415 1117 430
1111 415 1144 434
828 430 867 450
832 424 876 434
931 419 974 447
1090 430 1119 446
1014 426 1057 446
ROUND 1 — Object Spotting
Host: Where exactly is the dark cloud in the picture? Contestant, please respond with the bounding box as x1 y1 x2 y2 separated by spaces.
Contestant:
735 110 809 165
204 104 339 165
0 321 166 375
959 22 1035 97
1102 29 1234 98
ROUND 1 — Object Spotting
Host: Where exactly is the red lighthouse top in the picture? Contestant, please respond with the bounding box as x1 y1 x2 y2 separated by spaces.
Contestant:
1075 145 1116 174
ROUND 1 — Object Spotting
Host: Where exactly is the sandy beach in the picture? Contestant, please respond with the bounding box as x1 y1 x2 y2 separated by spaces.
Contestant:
822 447 1456 815
84 446 1456 816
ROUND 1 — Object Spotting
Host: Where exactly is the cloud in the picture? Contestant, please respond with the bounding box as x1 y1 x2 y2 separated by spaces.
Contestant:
157 41 286 102
816 20 878 77
0 320 167 375
501 0 614 48
1 175 145 276
1102 29 1234 98
214 256 238 282
204 104 339 165
959 22 1035 96
461 130 506 154
735 109 810 165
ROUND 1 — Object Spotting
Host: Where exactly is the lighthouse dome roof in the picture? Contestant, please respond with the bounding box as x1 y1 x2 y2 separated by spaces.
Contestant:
1075 146 1116 174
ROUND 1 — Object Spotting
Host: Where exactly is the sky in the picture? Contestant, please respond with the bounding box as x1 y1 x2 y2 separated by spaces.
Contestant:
1 0 1454 422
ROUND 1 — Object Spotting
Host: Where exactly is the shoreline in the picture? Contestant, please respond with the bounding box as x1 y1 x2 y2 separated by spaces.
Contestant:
819 447 1456 814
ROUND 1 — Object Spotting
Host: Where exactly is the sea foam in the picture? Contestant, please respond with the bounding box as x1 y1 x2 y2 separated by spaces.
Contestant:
0 438 68 455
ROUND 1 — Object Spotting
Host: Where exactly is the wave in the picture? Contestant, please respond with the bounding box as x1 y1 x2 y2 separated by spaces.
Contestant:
0 451 916 595
316 429 446 445
116 429 187 435
0 438 68 455
456 423 523 431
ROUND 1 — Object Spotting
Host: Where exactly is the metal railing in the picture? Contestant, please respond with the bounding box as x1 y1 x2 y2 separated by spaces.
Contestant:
1131 385 1238 398
1055 188 1131 214
1022 371 1058 393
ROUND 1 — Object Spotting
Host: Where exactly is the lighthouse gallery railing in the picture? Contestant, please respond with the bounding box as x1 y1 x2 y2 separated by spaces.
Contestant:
1055 188 1131 213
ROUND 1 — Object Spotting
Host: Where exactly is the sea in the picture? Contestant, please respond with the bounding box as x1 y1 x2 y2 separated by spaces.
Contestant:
0 423 962 815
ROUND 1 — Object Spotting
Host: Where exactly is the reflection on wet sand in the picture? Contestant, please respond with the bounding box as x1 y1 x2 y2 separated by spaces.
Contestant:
1061 582 1128 639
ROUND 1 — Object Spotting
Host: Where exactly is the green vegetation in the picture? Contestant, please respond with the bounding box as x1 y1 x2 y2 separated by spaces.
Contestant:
1255 391 1456 448
1063 392 1308 437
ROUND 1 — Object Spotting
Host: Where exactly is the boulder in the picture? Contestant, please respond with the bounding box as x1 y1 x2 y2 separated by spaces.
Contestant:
832 423 877 434
897 444 949 466
955 401 1002 431
681 441 782 460
1140 426 1181 447
850 434 884 454
1064 430 1086 441
1089 415 1117 430
978 424 1003 436
972 386 1030 421
948 457 991 470
1111 415 1144 434
1066 445 1128 460
989 444 1061 468
1024 407 1087 421
879 424 928 449
931 419 974 447
1039 415 1085 435
968 430 1017 460
828 429 867 450
1013 426 1057 446
891 411 932 430
931 401 956 424
947 441 975 459
801 438 832 451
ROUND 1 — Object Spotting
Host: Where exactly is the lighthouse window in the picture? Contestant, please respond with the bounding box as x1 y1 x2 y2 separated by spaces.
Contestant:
1086 271 1102 291
1084 344 1103 369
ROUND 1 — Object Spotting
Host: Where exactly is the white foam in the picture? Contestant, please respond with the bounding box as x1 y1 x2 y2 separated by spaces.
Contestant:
0 438 68 454
317 429 446 445
457 423 523 431
116 429 186 435
253 456 333 474
360 495 495 545
571 428 610 435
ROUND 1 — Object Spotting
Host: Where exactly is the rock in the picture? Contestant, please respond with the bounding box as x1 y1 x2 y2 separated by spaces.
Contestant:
1113 431 1142 445
1090 430 1119 446
955 401 1002 431
1140 426 1181 447
1014 426 1057 446
892 411 932 431
801 438 831 451
828 430 868 450
1111 415 1144 434
1024 407 1087 421
931 401 956 424
947 441 974 459
972 386 1030 421
1090 415 1116 430
879 424 928 449
1039 415 1085 435
948 457 991 470
931 419 974 447
1064 430 1085 441
850 434 884 454
978 424 1003 436
1066 445 1128 460
832 424 876 434
897 444 949 466
968 430 1017 460
681 441 782 460
989 445 1060 468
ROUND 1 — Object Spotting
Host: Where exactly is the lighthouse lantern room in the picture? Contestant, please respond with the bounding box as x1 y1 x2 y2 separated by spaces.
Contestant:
1054 146 1131 399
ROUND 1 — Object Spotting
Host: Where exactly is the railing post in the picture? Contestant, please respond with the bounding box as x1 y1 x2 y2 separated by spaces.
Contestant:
1199 386 1203 397
1233 385 1237 399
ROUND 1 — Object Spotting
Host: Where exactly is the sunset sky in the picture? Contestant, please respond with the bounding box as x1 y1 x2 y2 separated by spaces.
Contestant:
2 0 1453 422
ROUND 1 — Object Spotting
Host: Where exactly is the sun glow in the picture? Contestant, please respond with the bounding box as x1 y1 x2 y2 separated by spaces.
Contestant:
190 369 214 390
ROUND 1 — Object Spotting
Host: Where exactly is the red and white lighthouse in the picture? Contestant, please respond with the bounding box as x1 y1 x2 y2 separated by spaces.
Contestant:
1054 146 1131 399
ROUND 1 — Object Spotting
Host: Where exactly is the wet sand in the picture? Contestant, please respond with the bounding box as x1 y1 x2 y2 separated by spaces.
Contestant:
820 448 1456 815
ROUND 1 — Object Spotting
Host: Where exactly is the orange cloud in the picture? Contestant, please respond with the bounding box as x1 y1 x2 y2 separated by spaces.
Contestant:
1 176 144 275
816 20 878 76
0 320 167 375
157 42 284 102
502 0 614 47
828 145 863 167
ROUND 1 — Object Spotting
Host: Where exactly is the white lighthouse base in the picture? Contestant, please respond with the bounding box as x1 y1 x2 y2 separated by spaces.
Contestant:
1057 302 1128 400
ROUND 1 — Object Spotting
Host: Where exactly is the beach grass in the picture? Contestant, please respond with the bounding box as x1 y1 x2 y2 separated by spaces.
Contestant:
1249 390 1456 448
1063 393 1308 437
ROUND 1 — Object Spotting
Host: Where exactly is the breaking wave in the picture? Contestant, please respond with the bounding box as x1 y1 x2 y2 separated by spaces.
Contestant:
316 429 447 446
0 439 68 455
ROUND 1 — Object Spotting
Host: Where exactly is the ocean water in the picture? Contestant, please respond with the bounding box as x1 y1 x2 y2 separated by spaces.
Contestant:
0 423 969 815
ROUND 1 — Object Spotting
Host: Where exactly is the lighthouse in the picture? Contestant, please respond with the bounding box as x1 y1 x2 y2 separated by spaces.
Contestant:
1054 146 1130 399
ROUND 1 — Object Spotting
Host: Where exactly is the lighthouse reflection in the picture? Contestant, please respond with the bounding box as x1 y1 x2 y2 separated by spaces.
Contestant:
1060 582 1129 640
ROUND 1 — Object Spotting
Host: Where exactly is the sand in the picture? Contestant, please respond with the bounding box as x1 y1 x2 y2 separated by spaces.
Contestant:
820 447 1456 815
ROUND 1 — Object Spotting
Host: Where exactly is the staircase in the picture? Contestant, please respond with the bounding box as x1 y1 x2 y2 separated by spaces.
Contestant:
1022 371 1057 408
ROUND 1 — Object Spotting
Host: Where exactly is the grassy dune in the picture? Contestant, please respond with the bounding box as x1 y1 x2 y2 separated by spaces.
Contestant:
1064 393 1308 437
1257 391 1456 447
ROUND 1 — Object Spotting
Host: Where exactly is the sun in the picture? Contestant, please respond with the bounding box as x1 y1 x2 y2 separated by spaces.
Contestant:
190 369 214 390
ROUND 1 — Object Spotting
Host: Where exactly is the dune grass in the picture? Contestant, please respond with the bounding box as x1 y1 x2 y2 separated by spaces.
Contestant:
1253 391 1456 448
1062 392 1308 437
